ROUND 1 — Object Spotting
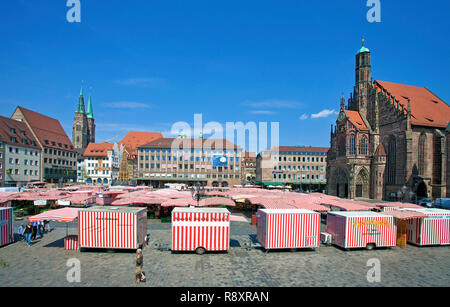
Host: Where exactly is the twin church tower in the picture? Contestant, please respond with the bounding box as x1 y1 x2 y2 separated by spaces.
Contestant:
72 86 96 153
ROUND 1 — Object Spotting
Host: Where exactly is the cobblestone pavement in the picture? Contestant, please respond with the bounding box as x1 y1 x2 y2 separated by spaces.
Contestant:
0 217 449 287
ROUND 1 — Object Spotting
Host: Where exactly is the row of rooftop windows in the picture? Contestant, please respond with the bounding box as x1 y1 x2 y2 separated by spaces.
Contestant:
139 148 241 154
140 156 240 162
273 156 326 163
139 164 240 171
44 148 75 158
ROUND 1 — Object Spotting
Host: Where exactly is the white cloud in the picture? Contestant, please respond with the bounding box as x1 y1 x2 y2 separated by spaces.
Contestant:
311 109 338 119
299 113 309 120
102 101 153 109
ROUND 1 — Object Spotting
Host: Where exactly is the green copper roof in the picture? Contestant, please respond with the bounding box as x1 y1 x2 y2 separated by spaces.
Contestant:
86 95 94 119
357 46 370 54
76 88 86 114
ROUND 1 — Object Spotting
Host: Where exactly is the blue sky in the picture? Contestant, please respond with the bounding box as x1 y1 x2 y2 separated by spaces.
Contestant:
0 1 449 152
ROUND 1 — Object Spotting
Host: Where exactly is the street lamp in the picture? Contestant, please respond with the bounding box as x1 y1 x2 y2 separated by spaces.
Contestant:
191 181 205 207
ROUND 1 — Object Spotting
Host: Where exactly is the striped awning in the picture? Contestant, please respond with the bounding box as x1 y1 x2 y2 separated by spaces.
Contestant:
383 210 428 220
28 208 81 222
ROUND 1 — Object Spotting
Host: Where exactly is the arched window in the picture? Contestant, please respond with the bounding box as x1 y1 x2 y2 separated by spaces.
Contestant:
338 137 346 156
349 135 356 155
387 136 397 184
418 133 426 175
359 136 368 155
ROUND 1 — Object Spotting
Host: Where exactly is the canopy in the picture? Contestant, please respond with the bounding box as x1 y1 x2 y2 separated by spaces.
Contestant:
28 208 81 222
383 210 428 220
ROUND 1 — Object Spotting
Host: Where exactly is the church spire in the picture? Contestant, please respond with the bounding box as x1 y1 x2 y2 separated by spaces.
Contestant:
76 84 86 114
86 93 94 119
340 93 346 110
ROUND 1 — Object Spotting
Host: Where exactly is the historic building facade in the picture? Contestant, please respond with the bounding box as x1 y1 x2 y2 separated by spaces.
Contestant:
136 137 242 188
256 146 328 191
83 142 121 185
327 42 450 201
0 116 41 187
11 106 77 183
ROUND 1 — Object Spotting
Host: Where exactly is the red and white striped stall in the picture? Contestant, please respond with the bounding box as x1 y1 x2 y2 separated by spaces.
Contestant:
327 211 396 249
406 208 450 246
257 209 321 250
64 235 79 250
78 206 147 250
0 207 13 247
171 207 230 254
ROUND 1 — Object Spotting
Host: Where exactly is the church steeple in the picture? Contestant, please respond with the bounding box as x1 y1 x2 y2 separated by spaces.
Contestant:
353 38 372 119
76 85 86 114
86 95 94 119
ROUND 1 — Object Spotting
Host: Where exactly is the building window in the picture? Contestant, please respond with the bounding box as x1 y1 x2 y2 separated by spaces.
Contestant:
359 136 368 155
387 136 397 184
418 133 426 176
349 135 356 155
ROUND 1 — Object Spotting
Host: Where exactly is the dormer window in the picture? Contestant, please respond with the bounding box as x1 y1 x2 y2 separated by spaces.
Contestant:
10 128 16 134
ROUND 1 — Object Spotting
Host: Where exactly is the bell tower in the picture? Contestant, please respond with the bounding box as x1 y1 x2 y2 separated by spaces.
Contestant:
72 85 88 150
353 39 372 119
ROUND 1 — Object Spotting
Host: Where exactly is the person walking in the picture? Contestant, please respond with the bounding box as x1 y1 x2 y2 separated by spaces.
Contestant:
31 221 38 241
135 248 146 284
38 221 44 238
17 225 25 241
23 222 33 246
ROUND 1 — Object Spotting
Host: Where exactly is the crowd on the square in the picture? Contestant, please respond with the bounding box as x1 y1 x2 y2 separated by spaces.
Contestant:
17 221 50 246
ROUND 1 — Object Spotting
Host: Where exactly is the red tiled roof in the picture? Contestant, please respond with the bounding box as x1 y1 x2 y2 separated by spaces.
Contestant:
119 132 163 152
13 106 75 152
375 80 450 128
345 110 368 131
83 142 114 157
0 116 41 150
139 138 240 150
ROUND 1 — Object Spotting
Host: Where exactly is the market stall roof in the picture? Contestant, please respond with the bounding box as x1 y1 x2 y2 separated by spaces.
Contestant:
382 210 428 220
160 198 196 207
199 197 236 207
28 208 81 222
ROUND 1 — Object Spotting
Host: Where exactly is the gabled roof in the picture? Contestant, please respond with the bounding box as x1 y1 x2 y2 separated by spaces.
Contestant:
13 106 75 152
344 110 368 131
0 116 41 150
83 142 114 157
119 132 163 153
375 80 450 128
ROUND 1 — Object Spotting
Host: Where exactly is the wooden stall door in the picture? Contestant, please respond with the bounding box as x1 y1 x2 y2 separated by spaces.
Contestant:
397 220 407 247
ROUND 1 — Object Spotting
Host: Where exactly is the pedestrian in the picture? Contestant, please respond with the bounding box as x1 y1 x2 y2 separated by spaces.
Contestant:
31 221 38 241
23 222 33 246
134 248 146 284
44 220 50 233
17 225 25 241
38 221 44 238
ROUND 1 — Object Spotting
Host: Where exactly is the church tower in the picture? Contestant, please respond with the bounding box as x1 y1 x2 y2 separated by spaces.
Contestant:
351 39 372 120
72 86 89 150
86 94 96 144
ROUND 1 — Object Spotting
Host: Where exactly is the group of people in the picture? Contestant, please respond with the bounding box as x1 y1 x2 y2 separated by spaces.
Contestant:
18 220 50 246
